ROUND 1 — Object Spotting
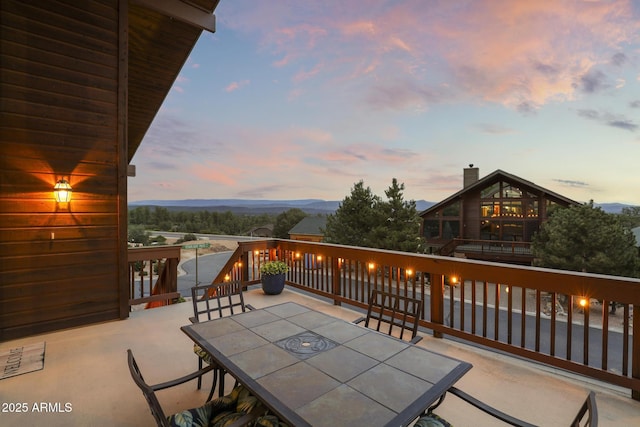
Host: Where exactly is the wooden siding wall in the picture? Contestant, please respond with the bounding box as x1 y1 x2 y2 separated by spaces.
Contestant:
0 0 127 340
463 192 480 239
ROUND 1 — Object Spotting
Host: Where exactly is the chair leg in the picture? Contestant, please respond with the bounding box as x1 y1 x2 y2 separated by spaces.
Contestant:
427 393 446 414
206 368 218 402
218 369 225 398
197 357 203 390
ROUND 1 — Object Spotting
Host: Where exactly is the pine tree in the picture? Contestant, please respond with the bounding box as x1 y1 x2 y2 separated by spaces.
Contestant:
324 181 382 247
532 201 639 278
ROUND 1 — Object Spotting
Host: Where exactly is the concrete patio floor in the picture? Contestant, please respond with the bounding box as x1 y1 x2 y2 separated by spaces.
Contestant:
1 286 639 426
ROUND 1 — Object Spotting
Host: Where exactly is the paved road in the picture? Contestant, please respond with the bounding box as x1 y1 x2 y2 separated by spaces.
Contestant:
177 251 234 296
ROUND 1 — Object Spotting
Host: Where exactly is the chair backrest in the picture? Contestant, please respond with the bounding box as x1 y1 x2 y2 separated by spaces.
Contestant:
570 391 598 427
127 349 169 427
363 289 423 342
191 281 250 322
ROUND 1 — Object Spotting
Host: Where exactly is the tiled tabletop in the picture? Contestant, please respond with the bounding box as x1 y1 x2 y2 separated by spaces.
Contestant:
181 302 472 427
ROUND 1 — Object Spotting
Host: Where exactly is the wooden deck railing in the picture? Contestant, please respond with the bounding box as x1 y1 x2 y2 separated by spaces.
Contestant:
127 245 181 309
213 239 640 400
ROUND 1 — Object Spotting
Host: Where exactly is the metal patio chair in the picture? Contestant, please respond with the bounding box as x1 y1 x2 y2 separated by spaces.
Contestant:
419 388 597 427
127 349 263 427
353 288 423 344
190 281 255 400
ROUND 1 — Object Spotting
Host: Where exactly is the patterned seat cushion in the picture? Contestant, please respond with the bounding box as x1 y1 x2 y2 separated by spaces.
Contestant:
252 414 288 427
167 385 259 427
193 344 214 364
414 413 453 427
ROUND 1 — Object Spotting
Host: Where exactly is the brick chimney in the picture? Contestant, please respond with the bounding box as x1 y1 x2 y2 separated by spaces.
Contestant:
463 164 479 188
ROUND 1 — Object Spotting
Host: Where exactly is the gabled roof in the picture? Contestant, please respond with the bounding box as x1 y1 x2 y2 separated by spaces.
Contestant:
289 216 327 236
419 169 581 216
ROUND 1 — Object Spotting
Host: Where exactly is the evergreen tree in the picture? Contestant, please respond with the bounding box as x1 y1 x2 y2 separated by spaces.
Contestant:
324 178 423 252
619 206 640 230
532 201 639 278
370 178 424 252
273 208 308 238
324 180 382 247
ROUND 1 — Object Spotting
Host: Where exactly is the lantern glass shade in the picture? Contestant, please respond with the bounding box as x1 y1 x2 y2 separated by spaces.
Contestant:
54 179 72 203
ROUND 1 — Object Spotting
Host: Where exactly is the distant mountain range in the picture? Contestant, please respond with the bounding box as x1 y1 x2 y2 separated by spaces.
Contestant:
128 199 634 215
128 198 435 214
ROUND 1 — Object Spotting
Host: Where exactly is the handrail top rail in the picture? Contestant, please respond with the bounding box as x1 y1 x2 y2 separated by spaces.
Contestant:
127 245 182 262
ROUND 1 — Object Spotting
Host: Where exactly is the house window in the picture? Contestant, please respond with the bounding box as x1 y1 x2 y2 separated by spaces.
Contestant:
478 181 535 241
502 222 523 241
503 183 523 198
526 200 538 217
481 182 500 198
423 220 440 238
480 220 499 240
502 201 523 217
442 220 460 239
442 201 460 216
482 201 500 217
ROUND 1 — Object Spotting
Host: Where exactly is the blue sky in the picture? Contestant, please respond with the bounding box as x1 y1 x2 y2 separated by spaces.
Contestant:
129 0 640 206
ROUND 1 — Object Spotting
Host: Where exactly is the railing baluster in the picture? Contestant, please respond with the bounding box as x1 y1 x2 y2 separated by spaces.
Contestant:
567 295 573 361
602 300 608 371
507 285 512 345
583 303 590 365
521 287 526 348
471 279 477 335
460 279 465 333
494 282 500 340
535 290 541 352
623 304 630 376
482 281 488 338
550 292 556 357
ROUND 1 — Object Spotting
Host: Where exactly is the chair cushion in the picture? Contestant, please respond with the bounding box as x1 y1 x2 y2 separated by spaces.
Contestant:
167 404 214 427
414 413 453 427
167 385 258 427
253 414 287 426
193 344 214 364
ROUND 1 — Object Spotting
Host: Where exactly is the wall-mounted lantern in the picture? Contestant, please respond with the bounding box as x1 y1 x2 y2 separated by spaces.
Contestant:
54 179 72 203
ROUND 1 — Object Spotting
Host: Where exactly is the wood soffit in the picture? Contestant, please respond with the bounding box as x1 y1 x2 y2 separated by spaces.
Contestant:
127 0 220 162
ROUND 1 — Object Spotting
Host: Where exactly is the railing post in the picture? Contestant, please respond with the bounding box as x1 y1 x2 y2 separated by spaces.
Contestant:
332 257 341 306
633 304 640 400
431 273 444 338
241 251 250 282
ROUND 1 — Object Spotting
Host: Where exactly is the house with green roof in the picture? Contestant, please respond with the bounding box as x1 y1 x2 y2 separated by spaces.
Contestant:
288 216 327 242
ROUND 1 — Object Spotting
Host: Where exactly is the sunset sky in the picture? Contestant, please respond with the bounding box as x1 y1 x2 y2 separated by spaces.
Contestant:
129 0 640 206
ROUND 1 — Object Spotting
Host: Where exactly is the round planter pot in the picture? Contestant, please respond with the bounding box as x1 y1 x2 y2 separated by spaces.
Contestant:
261 273 286 295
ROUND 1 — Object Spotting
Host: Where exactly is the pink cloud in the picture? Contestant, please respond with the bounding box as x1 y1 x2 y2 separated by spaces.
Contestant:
225 80 250 92
191 163 239 186
293 63 323 83
219 0 640 111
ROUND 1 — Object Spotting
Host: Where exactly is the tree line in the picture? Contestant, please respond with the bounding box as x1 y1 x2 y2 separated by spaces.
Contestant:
128 206 277 236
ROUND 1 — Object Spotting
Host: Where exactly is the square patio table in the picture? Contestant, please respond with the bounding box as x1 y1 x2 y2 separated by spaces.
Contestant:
181 302 472 427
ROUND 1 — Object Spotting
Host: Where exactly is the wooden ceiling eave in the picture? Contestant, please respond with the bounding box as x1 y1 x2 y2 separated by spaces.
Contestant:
127 0 219 162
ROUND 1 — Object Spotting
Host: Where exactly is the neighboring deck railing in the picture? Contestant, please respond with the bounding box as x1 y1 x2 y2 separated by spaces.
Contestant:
127 245 181 308
213 239 640 400
438 238 532 260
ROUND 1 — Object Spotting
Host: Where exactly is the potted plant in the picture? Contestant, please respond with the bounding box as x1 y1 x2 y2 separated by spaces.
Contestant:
260 260 290 295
